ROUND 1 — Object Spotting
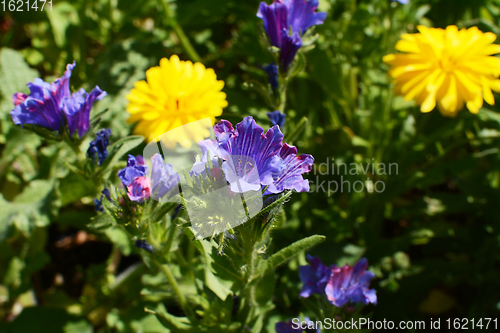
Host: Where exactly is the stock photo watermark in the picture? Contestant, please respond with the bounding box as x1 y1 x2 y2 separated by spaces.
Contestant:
309 158 399 195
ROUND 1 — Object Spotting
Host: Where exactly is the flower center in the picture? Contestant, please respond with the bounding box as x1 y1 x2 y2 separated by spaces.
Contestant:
437 52 456 72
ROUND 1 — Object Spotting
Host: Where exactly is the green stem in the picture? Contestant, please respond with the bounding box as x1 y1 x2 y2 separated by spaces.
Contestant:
240 228 258 331
159 263 197 323
146 228 196 322
161 0 201 63
278 78 290 112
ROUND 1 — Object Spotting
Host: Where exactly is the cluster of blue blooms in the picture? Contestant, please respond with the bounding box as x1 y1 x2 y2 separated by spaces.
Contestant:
300 255 377 307
8 2 383 330
115 116 313 203
87 128 112 165
118 154 179 203
11 62 106 138
198 116 313 194
275 256 376 332
257 0 326 71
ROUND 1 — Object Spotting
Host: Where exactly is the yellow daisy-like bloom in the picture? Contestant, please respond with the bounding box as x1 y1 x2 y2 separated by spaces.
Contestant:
383 25 500 117
126 55 228 148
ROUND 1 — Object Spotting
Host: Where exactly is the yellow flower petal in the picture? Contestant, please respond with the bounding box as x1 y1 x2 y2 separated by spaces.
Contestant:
126 55 227 148
385 26 500 116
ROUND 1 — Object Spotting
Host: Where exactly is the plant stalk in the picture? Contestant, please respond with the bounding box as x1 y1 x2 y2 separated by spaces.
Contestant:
161 0 201 63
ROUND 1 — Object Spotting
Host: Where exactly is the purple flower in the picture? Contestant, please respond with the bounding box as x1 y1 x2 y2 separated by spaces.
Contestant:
393 0 409 4
62 87 106 138
264 63 279 91
214 117 284 193
257 0 326 71
151 153 179 200
267 143 313 193
119 154 178 203
87 128 112 165
127 176 151 203
10 62 106 138
300 256 377 308
196 116 312 194
94 198 104 212
299 255 332 298
258 2 288 47
324 258 377 307
118 155 149 186
283 0 327 33
11 63 73 133
135 239 154 252
267 110 286 128
279 30 303 71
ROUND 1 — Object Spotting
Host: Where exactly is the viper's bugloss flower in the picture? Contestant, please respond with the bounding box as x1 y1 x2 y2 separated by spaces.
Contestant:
94 188 111 212
268 143 313 193
118 155 149 186
135 239 154 252
214 117 283 192
127 176 152 203
151 153 180 200
257 0 326 71
267 110 286 128
300 256 377 308
383 25 500 116
87 128 112 165
264 63 279 91
299 255 332 298
325 258 377 307
392 0 409 4
94 198 104 212
63 87 106 137
199 116 313 194
118 154 178 203
11 62 106 137
126 55 228 148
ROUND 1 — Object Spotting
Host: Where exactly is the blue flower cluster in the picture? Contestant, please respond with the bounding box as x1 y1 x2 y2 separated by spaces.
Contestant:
11 62 106 138
118 154 179 203
87 128 112 165
299 255 377 307
198 116 313 194
257 0 327 71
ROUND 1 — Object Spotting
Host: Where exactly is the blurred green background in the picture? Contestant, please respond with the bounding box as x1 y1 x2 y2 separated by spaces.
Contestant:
1 0 500 331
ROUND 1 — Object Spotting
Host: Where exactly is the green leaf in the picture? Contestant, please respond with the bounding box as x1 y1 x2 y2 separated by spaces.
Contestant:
88 213 115 230
146 305 194 332
0 307 92 333
284 117 308 144
146 202 178 224
45 2 79 48
288 51 307 79
257 191 292 218
104 227 132 256
58 173 96 206
252 235 326 282
204 268 232 300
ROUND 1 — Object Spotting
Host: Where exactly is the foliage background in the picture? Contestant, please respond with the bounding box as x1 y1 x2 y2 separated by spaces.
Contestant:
1 0 500 331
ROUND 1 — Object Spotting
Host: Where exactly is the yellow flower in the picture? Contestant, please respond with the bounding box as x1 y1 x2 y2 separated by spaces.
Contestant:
383 25 500 117
126 55 228 148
